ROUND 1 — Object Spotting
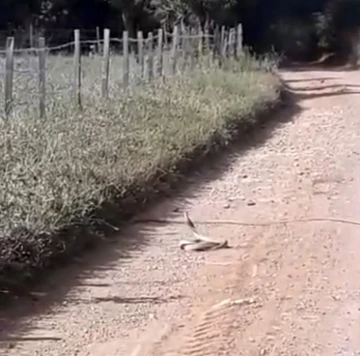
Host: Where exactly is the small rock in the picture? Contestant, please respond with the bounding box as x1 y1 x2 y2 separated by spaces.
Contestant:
223 204 230 209
247 201 256 206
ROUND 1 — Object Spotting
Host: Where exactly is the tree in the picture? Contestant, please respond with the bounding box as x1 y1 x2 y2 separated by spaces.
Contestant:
107 0 155 40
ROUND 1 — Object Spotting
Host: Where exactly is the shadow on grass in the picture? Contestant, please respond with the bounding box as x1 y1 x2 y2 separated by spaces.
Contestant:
0 84 301 344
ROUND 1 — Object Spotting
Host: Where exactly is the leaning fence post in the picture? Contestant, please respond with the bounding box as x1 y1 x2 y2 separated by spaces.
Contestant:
38 36 46 118
4 37 14 119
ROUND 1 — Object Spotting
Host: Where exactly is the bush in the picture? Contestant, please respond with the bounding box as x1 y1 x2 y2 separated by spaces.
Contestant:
0 53 282 293
263 17 318 61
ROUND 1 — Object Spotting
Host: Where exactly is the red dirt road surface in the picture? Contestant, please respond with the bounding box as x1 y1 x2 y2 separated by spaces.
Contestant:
1 68 360 355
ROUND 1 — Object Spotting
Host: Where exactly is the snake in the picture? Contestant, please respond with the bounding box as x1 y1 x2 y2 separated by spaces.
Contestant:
179 212 230 251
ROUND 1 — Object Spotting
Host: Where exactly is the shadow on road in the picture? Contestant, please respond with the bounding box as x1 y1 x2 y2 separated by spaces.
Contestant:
280 69 360 101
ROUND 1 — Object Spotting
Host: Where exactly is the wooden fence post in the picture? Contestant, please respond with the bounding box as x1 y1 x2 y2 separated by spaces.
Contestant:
74 29 82 109
4 37 14 119
170 25 179 76
236 24 243 57
231 27 236 58
188 28 196 70
101 28 110 99
96 26 102 54
38 36 46 118
227 28 232 58
180 27 187 72
156 28 163 78
137 31 144 78
123 31 129 88
198 29 203 58
220 26 227 59
146 32 154 81
163 24 168 48
204 27 210 54
213 26 219 58
29 24 34 49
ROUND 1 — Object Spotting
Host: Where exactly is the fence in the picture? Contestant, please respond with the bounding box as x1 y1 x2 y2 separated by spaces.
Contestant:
0 24 243 119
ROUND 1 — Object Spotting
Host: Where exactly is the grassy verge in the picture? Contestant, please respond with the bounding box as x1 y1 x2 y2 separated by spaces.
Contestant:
0 53 283 296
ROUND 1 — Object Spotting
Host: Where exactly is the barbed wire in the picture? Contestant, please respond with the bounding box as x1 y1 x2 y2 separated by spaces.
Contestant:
0 26 241 119
0 31 223 54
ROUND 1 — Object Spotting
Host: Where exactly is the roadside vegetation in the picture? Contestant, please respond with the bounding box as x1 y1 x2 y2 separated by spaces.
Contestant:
0 53 282 295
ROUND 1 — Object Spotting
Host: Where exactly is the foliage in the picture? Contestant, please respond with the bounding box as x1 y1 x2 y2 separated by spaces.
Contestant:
2 0 359 59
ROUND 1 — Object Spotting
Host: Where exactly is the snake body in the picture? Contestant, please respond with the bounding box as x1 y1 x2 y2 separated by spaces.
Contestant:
179 212 230 251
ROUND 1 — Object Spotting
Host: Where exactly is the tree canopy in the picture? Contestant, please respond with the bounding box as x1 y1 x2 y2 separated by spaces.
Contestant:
1 0 360 60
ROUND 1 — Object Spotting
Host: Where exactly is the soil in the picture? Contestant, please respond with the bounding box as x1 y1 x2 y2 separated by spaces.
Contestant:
2 67 360 356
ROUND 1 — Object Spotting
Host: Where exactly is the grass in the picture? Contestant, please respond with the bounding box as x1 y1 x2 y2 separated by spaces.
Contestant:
0 51 282 295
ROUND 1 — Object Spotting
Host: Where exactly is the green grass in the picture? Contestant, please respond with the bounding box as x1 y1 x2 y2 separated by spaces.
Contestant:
0 52 282 293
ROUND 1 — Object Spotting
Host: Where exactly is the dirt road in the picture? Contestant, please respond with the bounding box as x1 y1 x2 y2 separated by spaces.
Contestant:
2 68 360 356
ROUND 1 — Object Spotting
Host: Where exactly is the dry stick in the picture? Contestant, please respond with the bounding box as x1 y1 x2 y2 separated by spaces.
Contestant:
170 25 179 76
137 30 144 78
123 30 129 88
38 36 46 118
101 28 110 99
4 36 14 119
156 28 163 78
133 216 360 228
73 29 82 109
